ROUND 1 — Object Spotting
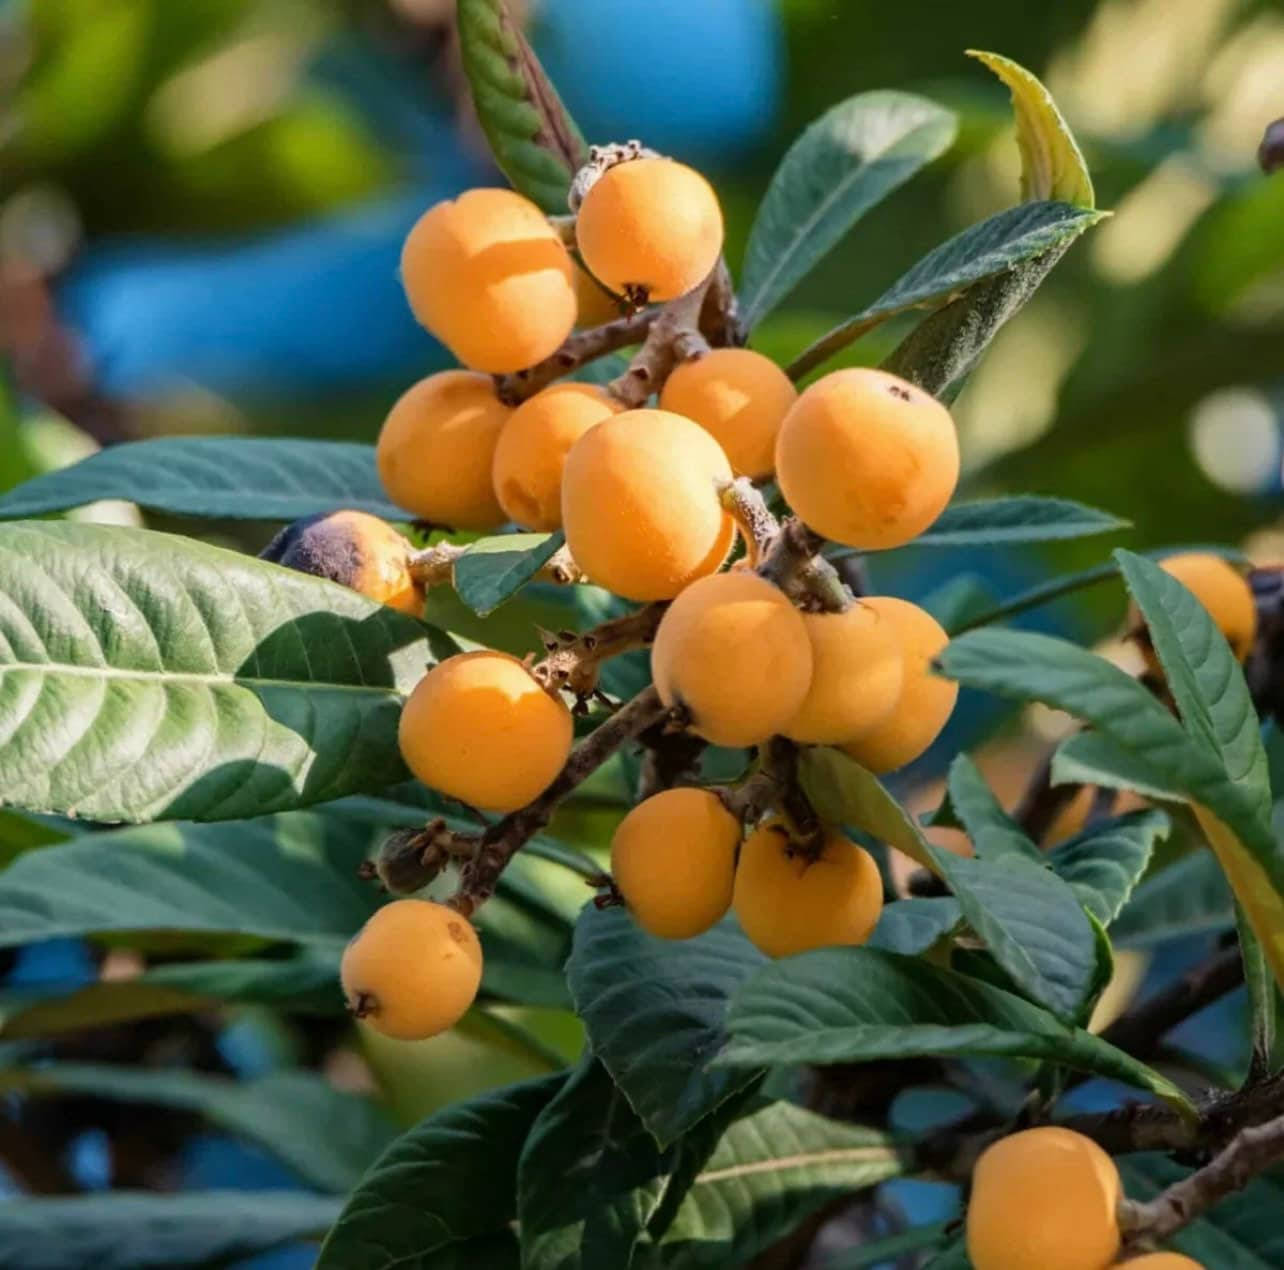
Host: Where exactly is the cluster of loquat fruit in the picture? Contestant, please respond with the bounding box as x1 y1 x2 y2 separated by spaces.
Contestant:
264 150 1253 1270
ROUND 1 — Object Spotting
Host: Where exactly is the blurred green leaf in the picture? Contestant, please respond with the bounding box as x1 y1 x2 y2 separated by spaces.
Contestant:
0 521 432 822
457 0 589 213
0 1190 340 1270
888 495 1127 548
944 754 1041 862
0 438 403 522
720 947 1193 1113
741 91 957 328
868 897 961 955
318 1073 564 1269
3 1064 395 1193
454 531 564 616
567 906 765 1149
817 1222 953 1269
789 201 1103 378
1112 850 1234 947
1047 810 1169 926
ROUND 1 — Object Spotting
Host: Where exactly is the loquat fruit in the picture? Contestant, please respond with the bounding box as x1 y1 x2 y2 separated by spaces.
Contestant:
651 571 813 747
610 787 740 939
341 898 482 1041
733 821 883 958
1114 1256 1204 1269
782 602 904 745
376 370 509 529
660 347 798 479
1132 552 1256 666
775 367 959 550
966 1127 1121 1270
841 598 957 773
260 510 423 616
561 408 735 601
401 188 576 374
576 157 724 303
491 382 622 531
398 651 572 812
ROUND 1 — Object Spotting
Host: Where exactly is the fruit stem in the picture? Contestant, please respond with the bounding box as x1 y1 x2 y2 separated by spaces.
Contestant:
530 603 666 700
607 271 716 407
760 518 852 613
719 477 780 569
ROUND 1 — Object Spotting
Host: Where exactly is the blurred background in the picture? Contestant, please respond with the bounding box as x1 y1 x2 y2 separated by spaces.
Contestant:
0 0 1282 1265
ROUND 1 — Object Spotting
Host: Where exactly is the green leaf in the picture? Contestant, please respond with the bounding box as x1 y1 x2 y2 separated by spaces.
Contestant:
566 906 765 1149
895 495 1126 548
1119 1155 1284 1269
788 202 1104 379
868 897 962 955
4 1064 394 1193
518 1057 677 1270
454 531 564 616
0 814 374 950
818 1223 953 1269
1047 810 1169 926
456 0 589 213
967 51 1094 207
0 1191 341 1270
944 755 1041 862
1051 730 1187 803
654 1101 908 1268
720 947 1193 1114
0 438 403 522
0 521 433 822
741 91 956 329
1111 851 1234 947
799 746 941 875
933 847 1099 1022
318 1073 564 1269
1237 905 1281 1076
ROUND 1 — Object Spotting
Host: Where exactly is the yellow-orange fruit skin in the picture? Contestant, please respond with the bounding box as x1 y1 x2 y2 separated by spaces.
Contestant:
733 823 883 958
340 899 482 1041
376 371 509 529
660 348 798 479
842 598 957 773
492 383 622 531
611 788 740 939
783 603 904 745
261 510 423 616
576 158 724 302
775 367 959 550
1135 553 1257 666
966 1127 1121 1270
561 409 735 601
573 261 624 327
1116 1256 1204 1269
398 651 572 812
652 572 812 747
400 187 576 373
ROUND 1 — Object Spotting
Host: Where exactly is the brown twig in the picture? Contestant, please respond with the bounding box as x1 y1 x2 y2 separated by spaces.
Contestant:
448 685 672 915
493 308 658 405
1120 1111 1284 1249
530 603 666 699
608 272 714 407
760 518 852 613
719 477 780 568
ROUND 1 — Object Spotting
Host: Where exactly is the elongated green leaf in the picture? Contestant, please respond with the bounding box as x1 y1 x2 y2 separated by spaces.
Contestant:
720 947 1192 1113
919 574 998 633
1119 1155 1284 1269
741 92 956 328
799 746 940 875
788 202 1103 379
0 1191 341 1270
454 531 564 616
0 438 402 522
0 813 374 951
655 1101 908 1268
903 496 1126 548
519 1057 678 1270
0 521 434 822
1047 810 1168 926
1236 905 1281 1076
457 0 589 213
566 906 765 1149
1051 730 1187 802
5 1064 394 1193
945 755 1041 861
318 1073 564 1269
1112 850 1234 946
1117 550 1269 811
869 897 961 955
932 848 1098 1022
968 51 1094 207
